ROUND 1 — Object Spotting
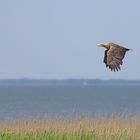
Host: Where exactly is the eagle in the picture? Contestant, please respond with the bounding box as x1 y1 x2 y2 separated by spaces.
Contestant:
97 43 131 72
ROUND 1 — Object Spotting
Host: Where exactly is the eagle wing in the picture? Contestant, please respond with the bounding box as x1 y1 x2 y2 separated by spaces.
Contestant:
105 46 126 71
103 50 108 67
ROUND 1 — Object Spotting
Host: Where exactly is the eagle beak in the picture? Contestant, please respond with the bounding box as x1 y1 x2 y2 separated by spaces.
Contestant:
97 43 105 47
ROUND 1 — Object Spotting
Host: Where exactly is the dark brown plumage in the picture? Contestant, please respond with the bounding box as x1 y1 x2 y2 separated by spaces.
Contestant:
97 43 131 72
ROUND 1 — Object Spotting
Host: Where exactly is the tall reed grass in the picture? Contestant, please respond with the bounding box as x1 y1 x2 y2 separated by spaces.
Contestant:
0 115 140 140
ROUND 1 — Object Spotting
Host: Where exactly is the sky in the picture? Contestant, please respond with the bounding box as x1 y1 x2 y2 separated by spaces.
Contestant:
0 0 140 79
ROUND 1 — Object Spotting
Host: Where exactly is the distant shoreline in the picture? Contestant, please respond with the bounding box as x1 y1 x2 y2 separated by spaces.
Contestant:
0 79 139 85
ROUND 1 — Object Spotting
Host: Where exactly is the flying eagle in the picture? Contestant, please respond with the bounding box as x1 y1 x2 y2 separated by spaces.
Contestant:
97 43 131 72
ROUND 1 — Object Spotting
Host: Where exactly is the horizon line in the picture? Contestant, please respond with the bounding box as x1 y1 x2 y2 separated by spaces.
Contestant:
0 78 139 81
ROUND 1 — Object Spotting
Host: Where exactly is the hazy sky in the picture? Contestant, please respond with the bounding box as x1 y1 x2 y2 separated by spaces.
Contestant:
0 0 140 79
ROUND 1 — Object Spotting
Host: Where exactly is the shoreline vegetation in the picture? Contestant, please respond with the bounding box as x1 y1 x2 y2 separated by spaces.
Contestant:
0 116 140 140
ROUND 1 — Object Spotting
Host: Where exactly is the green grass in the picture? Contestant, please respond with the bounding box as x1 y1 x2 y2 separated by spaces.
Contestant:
0 116 139 140
0 131 135 140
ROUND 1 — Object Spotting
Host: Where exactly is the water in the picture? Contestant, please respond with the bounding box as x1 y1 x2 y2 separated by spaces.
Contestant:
0 85 140 119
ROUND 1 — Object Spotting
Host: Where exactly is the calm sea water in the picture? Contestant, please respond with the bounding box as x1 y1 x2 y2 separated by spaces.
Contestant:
0 85 140 119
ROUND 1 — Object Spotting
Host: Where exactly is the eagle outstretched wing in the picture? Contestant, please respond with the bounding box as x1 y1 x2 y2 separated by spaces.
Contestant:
105 46 126 71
